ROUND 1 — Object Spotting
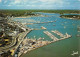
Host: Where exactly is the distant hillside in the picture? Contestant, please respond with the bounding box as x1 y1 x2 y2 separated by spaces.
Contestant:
0 10 80 17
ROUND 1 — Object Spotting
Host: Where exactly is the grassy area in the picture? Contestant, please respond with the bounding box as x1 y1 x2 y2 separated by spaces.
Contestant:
0 10 80 17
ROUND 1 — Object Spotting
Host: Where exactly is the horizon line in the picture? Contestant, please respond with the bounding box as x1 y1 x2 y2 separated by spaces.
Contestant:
0 9 80 10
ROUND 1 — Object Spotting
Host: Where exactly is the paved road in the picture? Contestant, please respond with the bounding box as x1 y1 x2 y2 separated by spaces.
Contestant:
0 29 32 55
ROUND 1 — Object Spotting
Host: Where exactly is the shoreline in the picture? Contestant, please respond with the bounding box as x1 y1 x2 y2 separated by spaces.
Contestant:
20 37 71 57
0 17 33 57
60 15 80 20
60 17 80 20
18 30 72 57
14 15 49 19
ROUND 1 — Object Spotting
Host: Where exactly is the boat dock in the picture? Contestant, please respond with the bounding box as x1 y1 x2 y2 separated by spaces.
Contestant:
41 26 47 30
43 31 59 41
51 30 64 37
17 30 71 57
51 30 71 39
44 30 71 41
25 21 56 25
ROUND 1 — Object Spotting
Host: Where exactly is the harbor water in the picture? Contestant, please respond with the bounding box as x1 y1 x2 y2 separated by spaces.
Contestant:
15 13 80 57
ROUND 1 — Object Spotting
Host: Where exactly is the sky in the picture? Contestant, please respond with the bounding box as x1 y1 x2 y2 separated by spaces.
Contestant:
0 0 80 9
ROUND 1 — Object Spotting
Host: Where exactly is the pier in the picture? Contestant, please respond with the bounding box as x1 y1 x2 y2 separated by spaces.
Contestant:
51 30 71 39
43 31 59 41
25 21 56 25
51 30 64 37
44 30 71 41
17 30 72 57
